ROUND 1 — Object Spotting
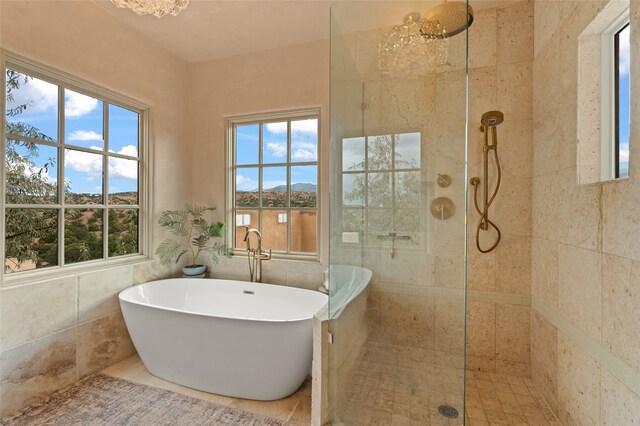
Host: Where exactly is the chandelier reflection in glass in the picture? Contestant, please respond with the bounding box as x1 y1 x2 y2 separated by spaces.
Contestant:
111 0 189 18
378 13 449 78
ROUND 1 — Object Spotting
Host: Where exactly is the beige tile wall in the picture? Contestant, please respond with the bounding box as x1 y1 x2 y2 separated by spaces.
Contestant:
532 0 640 424
0 0 190 416
465 2 534 377
351 1 535 378
0 262 172 416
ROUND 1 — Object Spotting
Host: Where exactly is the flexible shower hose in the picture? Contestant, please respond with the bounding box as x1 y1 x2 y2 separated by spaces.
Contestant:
472 134 502 253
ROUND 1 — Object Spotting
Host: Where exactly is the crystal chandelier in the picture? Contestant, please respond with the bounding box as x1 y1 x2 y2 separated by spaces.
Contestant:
378 13 449 78
110 0 189 18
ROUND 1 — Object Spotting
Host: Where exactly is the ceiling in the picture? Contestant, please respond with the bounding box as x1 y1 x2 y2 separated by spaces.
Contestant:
93 0 521 64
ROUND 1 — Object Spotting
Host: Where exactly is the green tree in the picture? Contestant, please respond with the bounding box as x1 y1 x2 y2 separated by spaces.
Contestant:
342 135 421 237
108 209 138 256
4 69 59 272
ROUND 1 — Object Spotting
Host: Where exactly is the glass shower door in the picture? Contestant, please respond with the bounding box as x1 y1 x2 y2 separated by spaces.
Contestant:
328 1 469 425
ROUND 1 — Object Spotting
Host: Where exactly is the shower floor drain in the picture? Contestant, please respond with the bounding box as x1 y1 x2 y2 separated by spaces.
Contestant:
438 404 459 419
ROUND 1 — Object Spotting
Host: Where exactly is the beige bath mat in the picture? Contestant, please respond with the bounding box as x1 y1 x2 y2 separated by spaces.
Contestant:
1 374 287 425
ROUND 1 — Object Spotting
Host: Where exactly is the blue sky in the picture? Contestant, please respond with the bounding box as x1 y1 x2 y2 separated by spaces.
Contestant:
618 24 630 176
6 72 139 196
235 119 318 191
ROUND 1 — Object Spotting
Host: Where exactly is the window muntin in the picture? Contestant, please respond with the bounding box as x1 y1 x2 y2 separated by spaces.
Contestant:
230 114 319 257
4 64 144 274
341 133 421 245
615 22 630 178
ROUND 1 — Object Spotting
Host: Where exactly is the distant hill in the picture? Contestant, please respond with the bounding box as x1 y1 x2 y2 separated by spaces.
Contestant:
239 183 317 193
266 183 316 193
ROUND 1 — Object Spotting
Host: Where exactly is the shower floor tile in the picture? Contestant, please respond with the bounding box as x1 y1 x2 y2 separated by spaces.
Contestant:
336 342 562 426
336 341 465 426
464 371 562 426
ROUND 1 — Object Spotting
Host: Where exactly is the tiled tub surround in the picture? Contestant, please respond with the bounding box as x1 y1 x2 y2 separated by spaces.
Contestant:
209 256 326 291
0 262 168 417
532 0 640 424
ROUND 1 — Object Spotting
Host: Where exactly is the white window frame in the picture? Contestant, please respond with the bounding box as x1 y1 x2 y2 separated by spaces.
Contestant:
1 51 151 282
236 213 251 226
225 108 321 261
340 131 422 248
600 8 630 181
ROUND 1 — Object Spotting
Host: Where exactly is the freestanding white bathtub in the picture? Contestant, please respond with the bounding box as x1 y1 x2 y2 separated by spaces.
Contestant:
119 278 328 400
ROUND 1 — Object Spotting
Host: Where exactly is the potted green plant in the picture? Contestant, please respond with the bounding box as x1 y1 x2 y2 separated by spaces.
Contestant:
155 205 231 276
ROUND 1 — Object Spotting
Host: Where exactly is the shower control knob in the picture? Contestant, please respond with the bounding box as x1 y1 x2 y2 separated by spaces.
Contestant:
431 197 455 220
437 174 452 188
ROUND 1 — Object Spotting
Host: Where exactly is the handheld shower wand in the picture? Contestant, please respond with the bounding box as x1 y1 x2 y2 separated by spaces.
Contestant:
470 111 504 253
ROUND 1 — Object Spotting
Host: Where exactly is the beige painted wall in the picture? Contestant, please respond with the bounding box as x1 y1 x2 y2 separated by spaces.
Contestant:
532 0 640 424
0 0 190 416
187 39 330 285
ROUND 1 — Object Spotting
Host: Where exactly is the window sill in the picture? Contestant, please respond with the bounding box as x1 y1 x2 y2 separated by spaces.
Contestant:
2 254 152 288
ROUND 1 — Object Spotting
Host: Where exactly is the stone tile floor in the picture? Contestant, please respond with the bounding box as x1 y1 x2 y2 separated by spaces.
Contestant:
335 342 465 425
103 351 561 426
101 355 311 425
465 371 561 426
335 342 562 426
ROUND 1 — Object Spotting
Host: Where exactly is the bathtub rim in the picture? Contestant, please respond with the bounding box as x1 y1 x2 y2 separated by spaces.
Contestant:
119 278 328 324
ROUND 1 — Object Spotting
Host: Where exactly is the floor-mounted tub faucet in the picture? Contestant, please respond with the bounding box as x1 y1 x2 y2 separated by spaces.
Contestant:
243 227 271 283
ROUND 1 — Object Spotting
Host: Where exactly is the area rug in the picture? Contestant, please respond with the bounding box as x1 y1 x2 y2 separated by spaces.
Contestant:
1 374 287 425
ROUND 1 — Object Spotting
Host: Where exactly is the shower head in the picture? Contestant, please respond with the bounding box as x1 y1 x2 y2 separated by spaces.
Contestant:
481 111 504 127
421 1 474 38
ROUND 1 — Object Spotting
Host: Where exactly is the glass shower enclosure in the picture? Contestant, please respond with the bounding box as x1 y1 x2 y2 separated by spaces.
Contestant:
327 1 469 424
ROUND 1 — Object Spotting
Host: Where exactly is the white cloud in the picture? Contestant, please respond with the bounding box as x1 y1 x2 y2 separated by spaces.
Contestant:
65 145 138 180
7 76 57 114
291 119 318 134
265 119 317 135
620 142 630 161
292 149 316 160
6 75 98 117
263 180 286 189
110 156 138 180
265 122 287 134
294 141 316 150
68 130 103 142
65 90 99 117
266 142 287 158
109 145 138 157
262 120 317 161
236 174 257 191
619 26 630 76
291 141 316 161
65 148 103 175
